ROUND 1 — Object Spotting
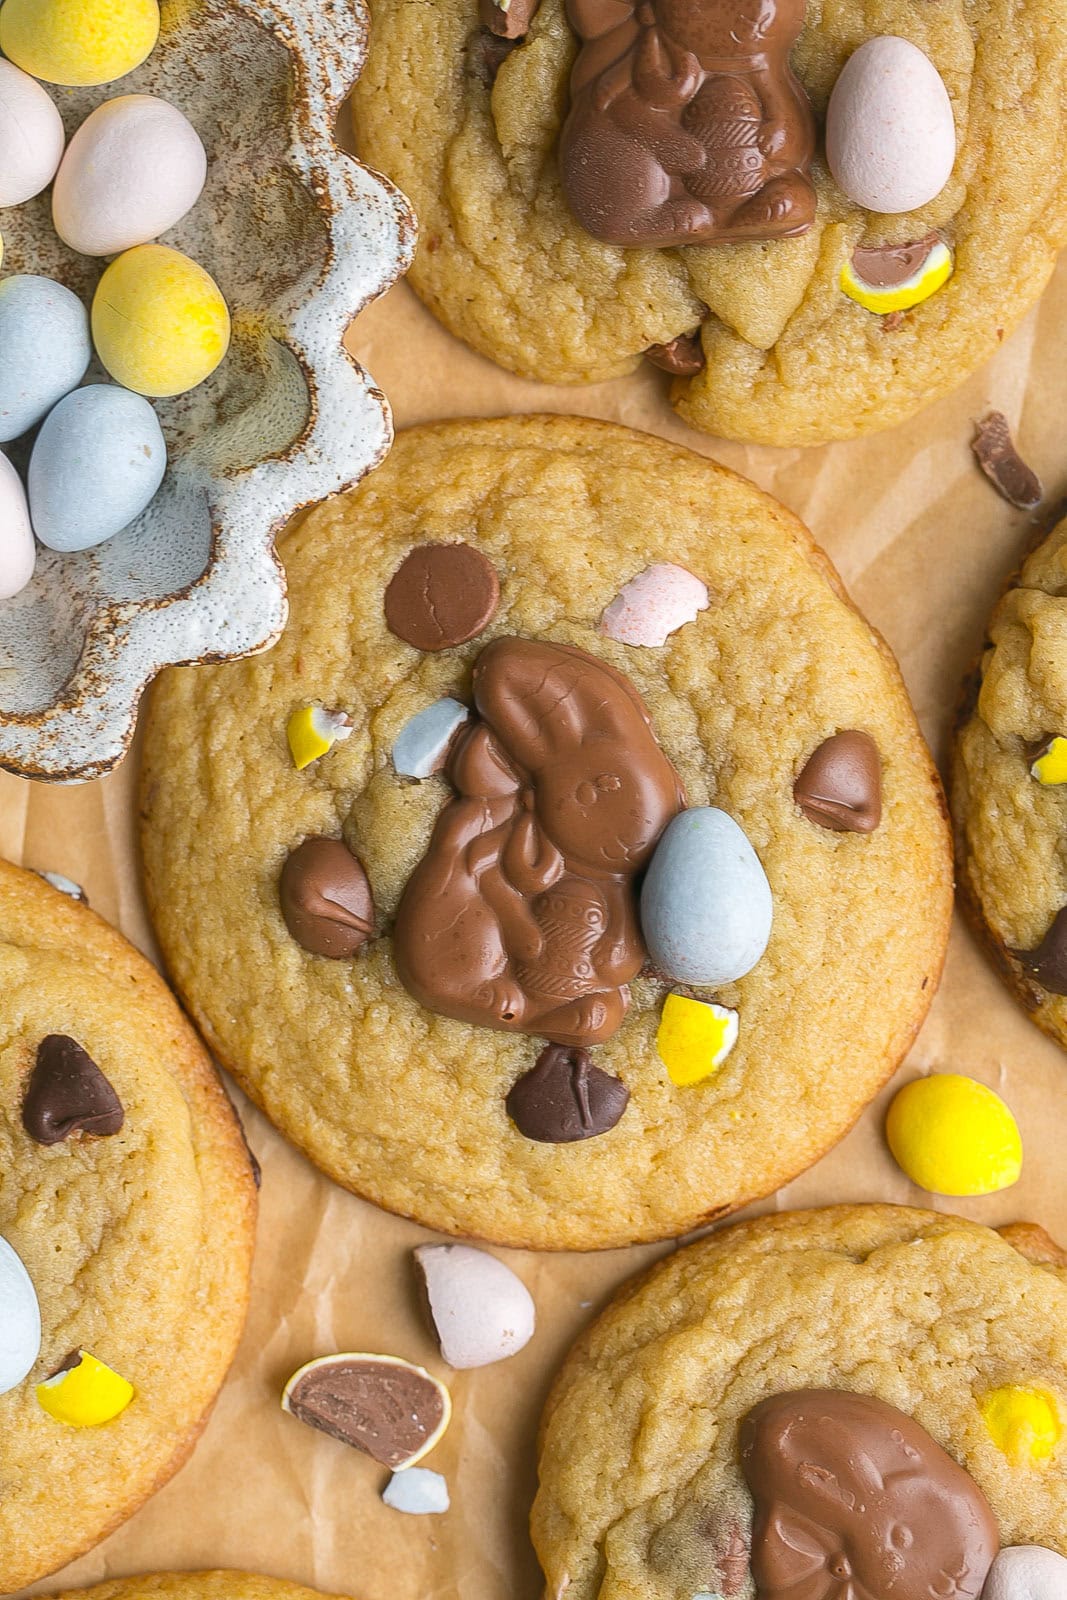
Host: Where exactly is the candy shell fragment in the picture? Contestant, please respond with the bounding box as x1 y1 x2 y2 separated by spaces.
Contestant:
979 1385 1061 1465
599 563 709 648
382 1466 450 1515
885 1073 1022 1197
1031 737 1067 786
393 698 470 778
415 1243 535 1368
282 1352 451 1469
657 993 738 1087
287 706 352 770
36 1350 133 1426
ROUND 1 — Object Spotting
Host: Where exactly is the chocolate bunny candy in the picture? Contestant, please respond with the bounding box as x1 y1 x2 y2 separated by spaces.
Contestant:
559 0 815 246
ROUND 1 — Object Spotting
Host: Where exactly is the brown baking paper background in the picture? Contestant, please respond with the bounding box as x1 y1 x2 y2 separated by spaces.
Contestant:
8 213 1067 1600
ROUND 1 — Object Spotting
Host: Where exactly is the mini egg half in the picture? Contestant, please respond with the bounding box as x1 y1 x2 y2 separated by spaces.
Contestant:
53 95 208 257
0 59 65 206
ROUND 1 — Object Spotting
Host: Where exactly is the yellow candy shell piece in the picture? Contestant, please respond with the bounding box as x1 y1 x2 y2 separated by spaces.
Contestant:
1032 736 1067 785
36 1350 134 1426
657 992 738 1087
287 705 351 771
92 244 230 398
885 1073 1022 1196
0 0 159 87
980 1385 1061 1464
841 239 953 315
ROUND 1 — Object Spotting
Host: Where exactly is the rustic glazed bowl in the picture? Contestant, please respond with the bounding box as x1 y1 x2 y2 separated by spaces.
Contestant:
0 0 414 780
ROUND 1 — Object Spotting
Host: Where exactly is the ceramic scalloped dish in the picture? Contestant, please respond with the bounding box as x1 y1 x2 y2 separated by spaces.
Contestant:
0 0 414 781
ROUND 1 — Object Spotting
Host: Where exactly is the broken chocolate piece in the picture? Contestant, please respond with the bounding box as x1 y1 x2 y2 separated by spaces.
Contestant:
972 412 1042 510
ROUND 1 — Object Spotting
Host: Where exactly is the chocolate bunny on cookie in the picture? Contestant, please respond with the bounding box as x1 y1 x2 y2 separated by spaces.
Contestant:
559 0 816 246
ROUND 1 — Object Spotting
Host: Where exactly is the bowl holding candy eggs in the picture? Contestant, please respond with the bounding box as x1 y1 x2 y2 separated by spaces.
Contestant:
0 0 414 780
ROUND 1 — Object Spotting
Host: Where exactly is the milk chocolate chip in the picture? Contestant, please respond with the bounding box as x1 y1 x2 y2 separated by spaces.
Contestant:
385 542 500 652
645 331 706 376
394 637 686 1048
279 837 375 959
559 0 815 247
1012 906 1067 996
22 1034 124 1145
506 1045 629 1142
282 1354 451 1469
794 731 882 833
741 1390 999 1600
972 412 1043 511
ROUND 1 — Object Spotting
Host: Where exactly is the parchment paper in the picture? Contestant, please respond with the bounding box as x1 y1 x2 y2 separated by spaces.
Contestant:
9 230 1067 1600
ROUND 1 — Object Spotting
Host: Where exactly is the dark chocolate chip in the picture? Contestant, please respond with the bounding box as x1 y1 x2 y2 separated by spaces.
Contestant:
384 542 500 652
506 1044 629 1142
22 1035 124 1146
1011 905 1067 996
645 331 706 377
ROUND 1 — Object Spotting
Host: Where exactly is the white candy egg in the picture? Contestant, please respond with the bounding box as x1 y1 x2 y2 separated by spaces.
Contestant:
0 275 92 444
0 1234 42 1394
415 1243 536 1369
826 37 956 214
983 1547 1067 1600
52 94 207 257
28 384 167 553
0 59 65 206
0 452 36 600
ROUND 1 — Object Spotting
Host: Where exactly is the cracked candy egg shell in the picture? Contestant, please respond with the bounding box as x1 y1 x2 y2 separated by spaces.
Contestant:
0 859 256 1591
141 416 949 1249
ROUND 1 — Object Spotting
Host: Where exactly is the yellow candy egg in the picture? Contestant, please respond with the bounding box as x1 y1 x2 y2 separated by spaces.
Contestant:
286 705 353 770
656 992 738 1087
92 244 230 398
36 1349 134 1426
841 238 953 316
980 1385 1061 1465
885 1073 1022 1196
1032 736 1067 785
0 0 159 87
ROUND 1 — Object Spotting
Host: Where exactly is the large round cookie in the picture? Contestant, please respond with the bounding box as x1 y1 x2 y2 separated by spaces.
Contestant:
954 512 1067 1050
0 861 257 1592
352 0 1067 445
54 1576 349 1600
140 415 950 1250
533 1205 1067 1600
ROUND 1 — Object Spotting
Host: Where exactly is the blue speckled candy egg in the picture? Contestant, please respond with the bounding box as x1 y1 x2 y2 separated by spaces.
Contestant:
28 384 167 553
0 275 91 443
640 806 773 985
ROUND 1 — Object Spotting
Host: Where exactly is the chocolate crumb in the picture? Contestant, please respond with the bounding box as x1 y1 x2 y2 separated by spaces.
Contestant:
972 411 1043 510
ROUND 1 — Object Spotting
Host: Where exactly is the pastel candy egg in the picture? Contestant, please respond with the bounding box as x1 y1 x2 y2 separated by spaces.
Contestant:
826 37 956 214
0 275 92 444
36 1349 133 1425
414 1243 536 1369
0 60 65 206
640 807 773 985
599 563 709 647
0 1234 42 1394
92 244 230 397
0 0 160 87
53 95 208 258
983 1547 1067 1600
886 1073 1022 1196
28 384 167 552
0 452 36 599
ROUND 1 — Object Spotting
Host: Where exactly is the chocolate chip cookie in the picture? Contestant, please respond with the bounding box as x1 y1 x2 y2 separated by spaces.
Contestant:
140 415 950 1249
954 511 1067 1053
0 860 257 1591
533 1205 1067 1600
54 1576 349 1600
351 0 1067 444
